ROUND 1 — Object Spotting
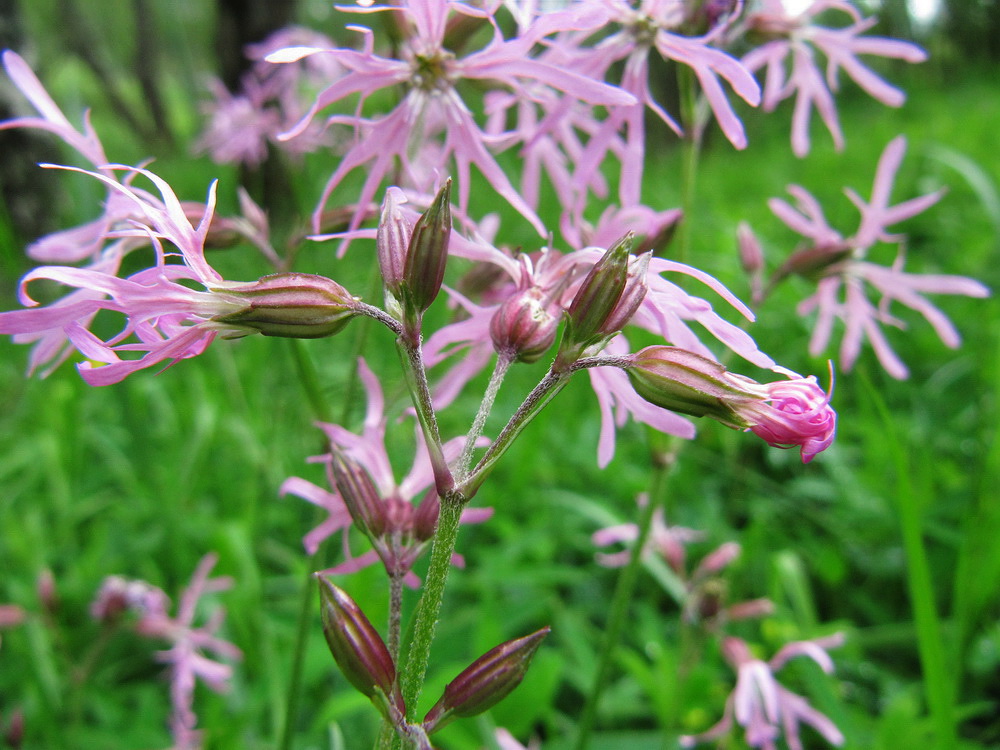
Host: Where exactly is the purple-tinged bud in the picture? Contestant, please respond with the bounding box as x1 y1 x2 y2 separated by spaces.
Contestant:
413 490 440 542
404 180 452 314
737 222 763 274
377 187 412 298
564 233 633 349
213 272 358 338
317 576 403 718
422 626 550 733
330 452 386 538
626 346 762 426
36 569 58 615
3 707 24 749
772 243 852 285
490 287 559 363
597 250 650 337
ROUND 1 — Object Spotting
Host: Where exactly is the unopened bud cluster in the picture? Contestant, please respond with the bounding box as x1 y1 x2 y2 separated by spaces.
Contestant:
376 181 453 329
555 233 651 369
330 452 440 578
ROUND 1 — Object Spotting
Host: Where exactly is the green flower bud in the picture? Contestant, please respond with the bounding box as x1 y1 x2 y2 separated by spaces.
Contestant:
422 626 550 734
403 180 452 315
626 345 762 427
213 273 358 338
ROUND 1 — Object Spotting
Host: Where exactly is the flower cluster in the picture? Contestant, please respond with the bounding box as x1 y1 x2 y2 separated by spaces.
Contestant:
91 554 241 750
763 136 989 378
681 634 846 750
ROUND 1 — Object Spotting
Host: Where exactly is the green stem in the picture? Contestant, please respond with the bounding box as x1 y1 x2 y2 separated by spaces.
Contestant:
861 372 955 749
456 354 512 480
396 334 454 494
399 493 466 721
573 444 676 750
388 571 405 666
677 65 701 266
288 338 333 424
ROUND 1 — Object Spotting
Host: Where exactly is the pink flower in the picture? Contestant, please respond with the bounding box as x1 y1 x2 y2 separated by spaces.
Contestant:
742 1 927 156
93 554 242 750
681 634 846 750
280 358 492 586
736 369 836 463
196 27 339 165
0 165 247 385
267 0 631 238
769 136 989 378
539 0 760 213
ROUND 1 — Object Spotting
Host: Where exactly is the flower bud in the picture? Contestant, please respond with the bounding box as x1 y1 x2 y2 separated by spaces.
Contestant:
626 346 762 426
490 287 559 363
597 250 650 337
412 490 440 542
376 187 412 297
627 348 837 462
330 452 386 538
36 569 58 615
317 576 403 718
422 626 550 733
564 233 633 349
403 180 452 314
213 272 358 338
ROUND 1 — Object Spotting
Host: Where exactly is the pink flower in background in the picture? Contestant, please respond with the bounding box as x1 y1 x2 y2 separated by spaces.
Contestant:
742 0 927 156
196 27 339 165
770 136 989 378
267 0 632 237
280 358 492 586
92 554 241 750
681 634 845 750
543 0 760 213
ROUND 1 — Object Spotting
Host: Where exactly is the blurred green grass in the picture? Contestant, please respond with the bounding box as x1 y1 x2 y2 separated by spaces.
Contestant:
1 51 999 750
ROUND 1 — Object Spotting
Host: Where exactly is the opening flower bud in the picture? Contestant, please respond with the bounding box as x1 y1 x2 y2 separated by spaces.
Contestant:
626 347 837 462
317 576 403 718
490 287 559 363
212 272 358 338
422 626 550 734
626 345 762 426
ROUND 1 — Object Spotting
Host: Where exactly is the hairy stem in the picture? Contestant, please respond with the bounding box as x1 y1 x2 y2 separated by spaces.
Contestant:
396 334 454 494
399 492 466 721
456 353 512 480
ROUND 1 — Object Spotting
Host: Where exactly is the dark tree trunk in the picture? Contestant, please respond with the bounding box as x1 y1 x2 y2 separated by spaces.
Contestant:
215 0 298 89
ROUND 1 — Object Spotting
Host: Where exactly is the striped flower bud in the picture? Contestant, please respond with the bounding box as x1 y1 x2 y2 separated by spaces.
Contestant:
212 272 358 339
564 233 633 349
317 576 403 719
330 452 387 539
422 626 550 733
626 346 761 426
403 180 452 315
